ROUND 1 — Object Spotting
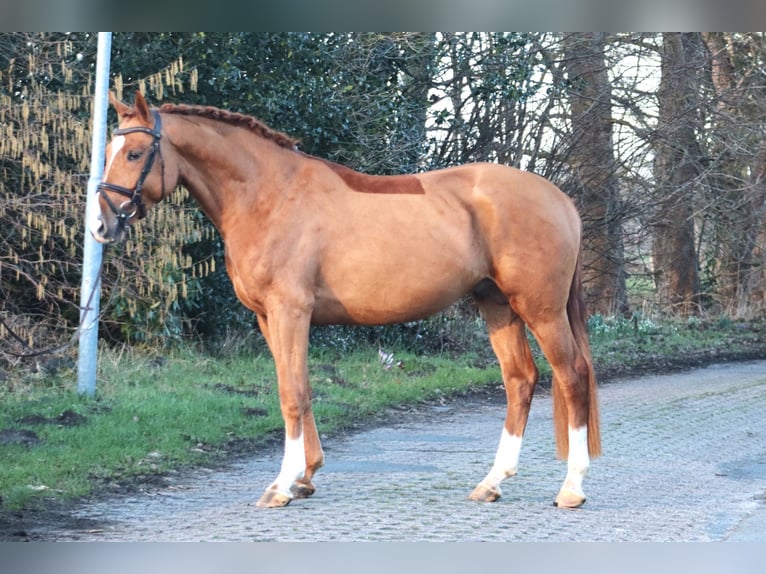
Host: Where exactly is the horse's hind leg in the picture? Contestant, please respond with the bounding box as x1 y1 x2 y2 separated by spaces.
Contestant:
469 286 539 503
525 313 595 508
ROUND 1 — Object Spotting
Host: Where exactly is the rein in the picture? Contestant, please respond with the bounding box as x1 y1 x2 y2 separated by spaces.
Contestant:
97 110 166 222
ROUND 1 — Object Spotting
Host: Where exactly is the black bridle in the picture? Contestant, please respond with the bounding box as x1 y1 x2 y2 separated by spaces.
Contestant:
97 110 165 222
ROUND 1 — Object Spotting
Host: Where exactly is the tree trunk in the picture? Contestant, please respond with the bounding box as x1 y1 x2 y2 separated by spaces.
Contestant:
701 32 766 315
744 141 766 311
651 33 703 315
561 33 629 316
397 32 436 173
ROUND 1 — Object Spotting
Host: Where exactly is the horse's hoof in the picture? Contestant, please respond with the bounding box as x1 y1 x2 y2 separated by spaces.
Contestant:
554 488 586 509
256 488 292 508
468 483 501 503
290 479 316 499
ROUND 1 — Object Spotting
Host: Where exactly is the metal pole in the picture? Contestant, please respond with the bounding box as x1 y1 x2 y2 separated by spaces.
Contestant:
77 32 112 397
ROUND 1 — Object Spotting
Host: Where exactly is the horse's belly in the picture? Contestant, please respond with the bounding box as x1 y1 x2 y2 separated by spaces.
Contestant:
311 249 483 326
309 192 489 325
311 286 465 325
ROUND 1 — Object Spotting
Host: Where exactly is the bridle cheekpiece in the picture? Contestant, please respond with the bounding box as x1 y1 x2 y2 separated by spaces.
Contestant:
97 109 165 222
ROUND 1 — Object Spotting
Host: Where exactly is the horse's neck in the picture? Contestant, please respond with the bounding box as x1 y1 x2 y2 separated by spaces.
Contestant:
169 118 295 234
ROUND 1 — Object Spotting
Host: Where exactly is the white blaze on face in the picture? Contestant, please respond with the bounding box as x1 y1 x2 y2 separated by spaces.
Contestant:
104 135 125 179
88 196 105 240
89 135 126 240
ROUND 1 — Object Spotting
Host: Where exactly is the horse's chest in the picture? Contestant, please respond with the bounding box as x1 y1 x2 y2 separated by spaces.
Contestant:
223 248 270 314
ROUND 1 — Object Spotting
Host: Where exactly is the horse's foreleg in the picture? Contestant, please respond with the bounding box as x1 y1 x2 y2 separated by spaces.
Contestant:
256 314 324 501
469 300 538 503
290 408 324 498
255 308 317 508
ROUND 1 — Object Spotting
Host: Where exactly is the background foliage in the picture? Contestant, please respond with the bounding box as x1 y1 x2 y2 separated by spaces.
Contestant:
2 32 765 364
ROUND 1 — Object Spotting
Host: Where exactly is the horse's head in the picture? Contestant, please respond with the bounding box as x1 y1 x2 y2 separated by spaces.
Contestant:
91 91 173 243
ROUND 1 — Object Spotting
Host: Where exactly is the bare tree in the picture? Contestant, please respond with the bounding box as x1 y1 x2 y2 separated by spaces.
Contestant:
560 33 629 316
701 32 766 315
427 33 544 169
651 33 703 315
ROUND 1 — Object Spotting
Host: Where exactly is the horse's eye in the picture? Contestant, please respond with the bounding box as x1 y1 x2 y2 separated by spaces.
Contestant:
127 150 143 161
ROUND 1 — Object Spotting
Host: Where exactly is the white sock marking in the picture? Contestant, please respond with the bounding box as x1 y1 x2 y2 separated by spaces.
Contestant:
563 425 589 495
272 432 305 496
481 428 523 491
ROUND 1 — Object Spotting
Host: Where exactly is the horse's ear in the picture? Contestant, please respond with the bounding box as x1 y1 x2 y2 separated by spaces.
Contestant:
109 91 132 118
133 91 152 124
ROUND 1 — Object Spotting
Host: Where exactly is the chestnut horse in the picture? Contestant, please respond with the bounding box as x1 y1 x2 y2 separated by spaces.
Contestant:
92 92 601 509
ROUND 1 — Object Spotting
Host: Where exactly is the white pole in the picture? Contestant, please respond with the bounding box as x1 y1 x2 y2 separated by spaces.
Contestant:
77 32 112 397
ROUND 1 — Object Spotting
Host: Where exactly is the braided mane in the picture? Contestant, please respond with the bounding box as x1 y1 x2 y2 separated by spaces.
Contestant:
159 103 299 149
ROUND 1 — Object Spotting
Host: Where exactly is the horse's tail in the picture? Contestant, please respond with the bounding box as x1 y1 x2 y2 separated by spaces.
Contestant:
552 246 602 460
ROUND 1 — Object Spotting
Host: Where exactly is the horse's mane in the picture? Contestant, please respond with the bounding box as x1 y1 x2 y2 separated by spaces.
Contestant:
158 102 424 195
159 103 299 150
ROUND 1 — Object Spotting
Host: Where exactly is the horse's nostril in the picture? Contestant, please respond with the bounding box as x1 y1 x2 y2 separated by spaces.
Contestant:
89 217 111 243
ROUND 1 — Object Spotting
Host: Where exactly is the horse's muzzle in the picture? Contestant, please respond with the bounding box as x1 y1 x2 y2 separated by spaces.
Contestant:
90 213 127 244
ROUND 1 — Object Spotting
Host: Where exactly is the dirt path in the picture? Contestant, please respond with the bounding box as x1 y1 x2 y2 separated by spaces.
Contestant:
8 360 765 541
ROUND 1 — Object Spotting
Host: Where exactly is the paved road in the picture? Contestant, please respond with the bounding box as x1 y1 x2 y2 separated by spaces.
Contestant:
31 361 766 541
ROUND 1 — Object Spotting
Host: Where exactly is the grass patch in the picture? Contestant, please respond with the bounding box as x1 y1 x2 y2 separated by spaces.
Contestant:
0 346 500 509
586 314 766 375
1 316 764 510
0 351 280 508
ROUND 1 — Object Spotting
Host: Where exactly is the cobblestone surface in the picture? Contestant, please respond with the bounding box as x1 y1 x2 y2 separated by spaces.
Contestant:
30 361 766 541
